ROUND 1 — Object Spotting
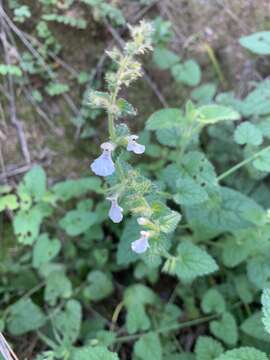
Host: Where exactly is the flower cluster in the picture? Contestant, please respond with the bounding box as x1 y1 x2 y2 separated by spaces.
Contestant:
89 21 155 254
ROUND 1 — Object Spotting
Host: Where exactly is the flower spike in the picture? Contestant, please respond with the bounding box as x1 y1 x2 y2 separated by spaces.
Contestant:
90 142 116 177
131 230 150 254
127 135 145 154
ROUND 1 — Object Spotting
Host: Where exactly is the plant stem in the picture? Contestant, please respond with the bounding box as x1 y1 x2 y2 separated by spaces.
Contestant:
217 144 270 181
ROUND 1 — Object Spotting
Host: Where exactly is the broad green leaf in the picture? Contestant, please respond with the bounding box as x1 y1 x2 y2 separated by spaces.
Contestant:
59 209 98 236
134 332 162 360
216 347 268 360
14 207 43 244
241 311 269 342
234 122 263 146
247 255 270 289
146 108 184 130
195 336 224 360
210 312 238 346
172 59 201 87
7 298 46 335
156 126 182 147
261 288 270 335
45 271 72 306
242 80 270 117
0 195 19 211
153 47 179 70
175 241 218 281
83 271 114 302
201 289 226 314
196 105 240 124
19 165 46 201
52 177 102 201
32 233 61 268
124 284 157 334
71 346 119 360
52 300 81 345
239 32 270 55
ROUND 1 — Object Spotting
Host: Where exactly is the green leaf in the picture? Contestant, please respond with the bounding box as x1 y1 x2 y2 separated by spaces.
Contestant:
14 207 43 244
242 80 270 117
0 64 22 77
45 82 70 96
196 105 240 124
83 270 114 301
19 165 46 201
0 194 19 211
247 255 270 289
7 298 46 335
117 219 141 265
116 98 137 116
234 122 263 146
175 241 218 281
156 127 182 147
216 347 268 360
134 332 162 360
59 209 98 236
253 148 270 172
146 108 184 130
239 32 270 55
172 59 201 87
201 289 226 314
52 177 102 201
32 233 61 268
124 284 157 334
158 210 181 233
241 311 269 342
71 346 119 360
261 288 270 335
195 336 224 360
210 312 238 346
153 47 179 70
191 83 217 105
52 300 81 345
45 271 72 306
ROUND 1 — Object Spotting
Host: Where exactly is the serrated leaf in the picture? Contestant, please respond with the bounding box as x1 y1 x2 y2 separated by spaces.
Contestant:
234 122 263 146
216 347 268 360
241 311 269 342
117 98 137 116
71 346 119 360
153 47 179 70
196 105 240 124
52 177 102 201
134 332 162 360
45 271 72 306
32 233 61 268
83 270 113 301
261 288 270 335
124 284 157 334
201 289 226 314
175 241 218 281
59 209 98 236
146 108 184 130
172 59 201 87
210 312 238 346
195 336 224 360
239 31 270 55
159 210 181 233
52 300 81 345
7 298 46 335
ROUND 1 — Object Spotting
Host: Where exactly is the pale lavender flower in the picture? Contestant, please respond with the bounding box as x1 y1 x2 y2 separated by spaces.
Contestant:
127 135 145 154
131 231 150 254
90 142 115 177
107 196 123 223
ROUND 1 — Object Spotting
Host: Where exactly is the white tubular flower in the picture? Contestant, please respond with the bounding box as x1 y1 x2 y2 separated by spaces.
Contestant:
127 135 145 155
90 142 116 177
131 231 150 254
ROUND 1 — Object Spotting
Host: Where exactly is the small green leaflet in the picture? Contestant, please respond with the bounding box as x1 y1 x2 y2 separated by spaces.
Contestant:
172 59 201 87
240 311 269 342
242 80 270 117
32 233 61 268
134 332 162 360
201 289 226 314
234 122 263 146
44 271 72 306
195 336 224 360
59 209 98 236
18 165 47 202
153 47 180 70
83 270 114 302
239 32 270 55
210 312 238 346
146 108 184 130
0 195 19 212
71 346 119 360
